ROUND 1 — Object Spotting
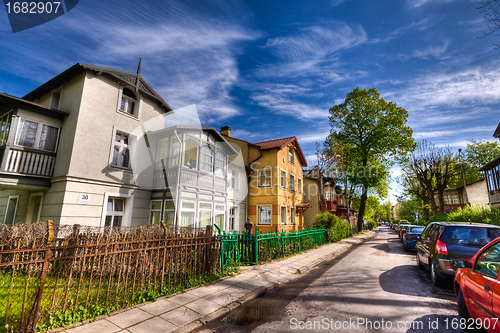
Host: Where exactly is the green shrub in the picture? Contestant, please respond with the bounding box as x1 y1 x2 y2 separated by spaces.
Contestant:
327 221 352 243
313 212 341 230
427 205 500 225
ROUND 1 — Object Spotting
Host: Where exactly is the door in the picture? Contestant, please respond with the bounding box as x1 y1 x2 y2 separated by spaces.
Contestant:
26 193 43 223
464 243 500 326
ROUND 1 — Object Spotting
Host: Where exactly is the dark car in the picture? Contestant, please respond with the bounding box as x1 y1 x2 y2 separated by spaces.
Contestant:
403 225 425 250
416 222 500 286
454 237 500 333
396 221 410 233
398 224 411 239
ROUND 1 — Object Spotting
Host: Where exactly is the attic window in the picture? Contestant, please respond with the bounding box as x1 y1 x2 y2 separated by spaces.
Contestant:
120 88 137 116
288 146 294 164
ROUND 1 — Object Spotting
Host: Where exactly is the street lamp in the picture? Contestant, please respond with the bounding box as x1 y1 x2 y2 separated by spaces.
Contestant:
458 149 469 206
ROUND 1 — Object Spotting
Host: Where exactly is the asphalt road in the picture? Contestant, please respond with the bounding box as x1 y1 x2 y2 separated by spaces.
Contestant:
195 226 463 333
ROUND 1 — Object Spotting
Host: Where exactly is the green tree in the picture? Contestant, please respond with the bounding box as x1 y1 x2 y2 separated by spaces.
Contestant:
395 195 423 223
450 140 500 187
328 87 415 231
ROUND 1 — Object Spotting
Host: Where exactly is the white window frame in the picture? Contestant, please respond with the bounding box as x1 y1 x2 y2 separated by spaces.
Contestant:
257 205 272 225
170 136 181 167
297 178 302 194
289 174 295 192
280 170 286 188
290 207 295 225
4 195 19 225
0 111 12 147
180 200 196 228
281 205 287 225
214 204 225 231
149 200 162 225
215 151 226 177
230 169 239 191
288 146 294 164
229 206 237 230
100 192 133 228
198 201 213 228
25 192 43 223
164 199 176 226
183 137 199 170
117 86 141 119
14 118 61 152
258 168 272 187
109 128 134 170
200 145 214 173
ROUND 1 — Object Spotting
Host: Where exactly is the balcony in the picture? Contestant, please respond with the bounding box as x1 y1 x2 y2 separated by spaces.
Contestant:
0 145 56 177
326 200 337 212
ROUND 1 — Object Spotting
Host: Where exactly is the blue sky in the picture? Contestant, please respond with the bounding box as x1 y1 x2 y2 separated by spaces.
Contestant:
1 0 498 201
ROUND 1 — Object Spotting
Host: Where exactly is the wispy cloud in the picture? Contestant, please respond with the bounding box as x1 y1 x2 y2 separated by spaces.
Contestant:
408 0 457 8
412 40 450 59
413 126 497 139
257 22 367 79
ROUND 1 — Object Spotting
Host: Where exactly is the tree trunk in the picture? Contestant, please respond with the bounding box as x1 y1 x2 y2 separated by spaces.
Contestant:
357 187 368 232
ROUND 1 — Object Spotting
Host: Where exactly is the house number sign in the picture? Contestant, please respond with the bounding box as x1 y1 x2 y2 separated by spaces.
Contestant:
78 193 91 205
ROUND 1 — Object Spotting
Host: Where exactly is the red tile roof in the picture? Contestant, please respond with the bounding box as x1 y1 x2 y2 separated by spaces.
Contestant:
251 136 308 167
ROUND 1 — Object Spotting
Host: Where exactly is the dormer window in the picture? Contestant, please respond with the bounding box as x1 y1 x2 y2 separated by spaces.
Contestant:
119 88 137 116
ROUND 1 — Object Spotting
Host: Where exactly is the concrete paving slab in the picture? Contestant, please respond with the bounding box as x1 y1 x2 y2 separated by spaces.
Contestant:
127 317 177 333
107 308 153 329
167 292 198 305
160 307 201 327
139 299 179 316
65 319 122 333
185 283 228 297
184 298 221 316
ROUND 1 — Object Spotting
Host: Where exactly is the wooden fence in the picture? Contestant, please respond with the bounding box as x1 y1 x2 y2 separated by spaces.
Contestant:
0 221 220 332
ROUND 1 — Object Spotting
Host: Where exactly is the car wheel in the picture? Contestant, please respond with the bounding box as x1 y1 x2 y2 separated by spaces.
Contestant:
416 252 424 269
430 260 443 286
457 288 471 320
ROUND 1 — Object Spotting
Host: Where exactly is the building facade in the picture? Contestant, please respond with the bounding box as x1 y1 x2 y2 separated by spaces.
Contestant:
0 64 240 232
221 127 308 232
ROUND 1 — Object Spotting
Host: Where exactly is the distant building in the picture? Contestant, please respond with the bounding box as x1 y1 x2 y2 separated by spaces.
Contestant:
479 122 500 209
435 179 489 213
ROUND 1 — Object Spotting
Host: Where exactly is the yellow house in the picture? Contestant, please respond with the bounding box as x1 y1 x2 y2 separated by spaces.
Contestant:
220 126 308 232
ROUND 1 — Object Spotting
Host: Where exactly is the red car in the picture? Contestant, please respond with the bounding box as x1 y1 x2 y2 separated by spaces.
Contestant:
454 237 500 332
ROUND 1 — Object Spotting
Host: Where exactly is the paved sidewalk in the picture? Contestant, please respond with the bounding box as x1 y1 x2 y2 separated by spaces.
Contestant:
61 230 376 333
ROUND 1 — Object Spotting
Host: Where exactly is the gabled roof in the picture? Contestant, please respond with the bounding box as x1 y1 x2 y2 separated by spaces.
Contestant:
494 122 500 139
0 92 69 119
251 136 307 167
23 63 173 112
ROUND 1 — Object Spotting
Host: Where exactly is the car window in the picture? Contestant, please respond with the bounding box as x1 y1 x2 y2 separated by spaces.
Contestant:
474 243 500 279
440 227 500 247
408 226 425 233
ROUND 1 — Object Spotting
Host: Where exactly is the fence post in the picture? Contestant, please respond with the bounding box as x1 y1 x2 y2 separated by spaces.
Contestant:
160 221 168 287
205 225 213 273
281 230 285 257
298 230 301 252
254 227 259 264
31 220 55 332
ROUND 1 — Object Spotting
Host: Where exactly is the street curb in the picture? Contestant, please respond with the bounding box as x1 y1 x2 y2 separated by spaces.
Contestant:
179 230 376 332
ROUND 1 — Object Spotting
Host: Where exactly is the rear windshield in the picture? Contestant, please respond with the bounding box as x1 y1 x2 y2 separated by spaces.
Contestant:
407 226 425 233
440 226 500 247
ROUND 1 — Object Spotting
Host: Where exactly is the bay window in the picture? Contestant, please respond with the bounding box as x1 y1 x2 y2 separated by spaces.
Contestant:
14 118 60 152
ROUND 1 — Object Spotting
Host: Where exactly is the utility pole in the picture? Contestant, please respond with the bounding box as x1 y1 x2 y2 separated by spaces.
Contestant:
458 149 469 206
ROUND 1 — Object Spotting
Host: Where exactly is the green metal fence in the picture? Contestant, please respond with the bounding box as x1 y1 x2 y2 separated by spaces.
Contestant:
217 227 326 270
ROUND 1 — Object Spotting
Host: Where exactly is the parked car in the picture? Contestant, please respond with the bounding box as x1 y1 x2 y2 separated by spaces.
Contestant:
403 226 425 250
454 237 500 332
398 224 411 239
396 221 410 233
416 222 500 286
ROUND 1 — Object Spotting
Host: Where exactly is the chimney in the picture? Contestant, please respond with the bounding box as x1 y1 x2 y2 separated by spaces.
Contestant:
220 126 231 137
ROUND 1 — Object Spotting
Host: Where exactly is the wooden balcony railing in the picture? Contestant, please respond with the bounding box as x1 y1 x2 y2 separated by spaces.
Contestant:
0 145 56 177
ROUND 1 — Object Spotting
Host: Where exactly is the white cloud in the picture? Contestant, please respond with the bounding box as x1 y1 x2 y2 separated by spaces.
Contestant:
412 40 450 59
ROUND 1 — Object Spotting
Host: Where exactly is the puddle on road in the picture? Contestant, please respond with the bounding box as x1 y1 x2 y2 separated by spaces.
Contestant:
221 303 276 325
